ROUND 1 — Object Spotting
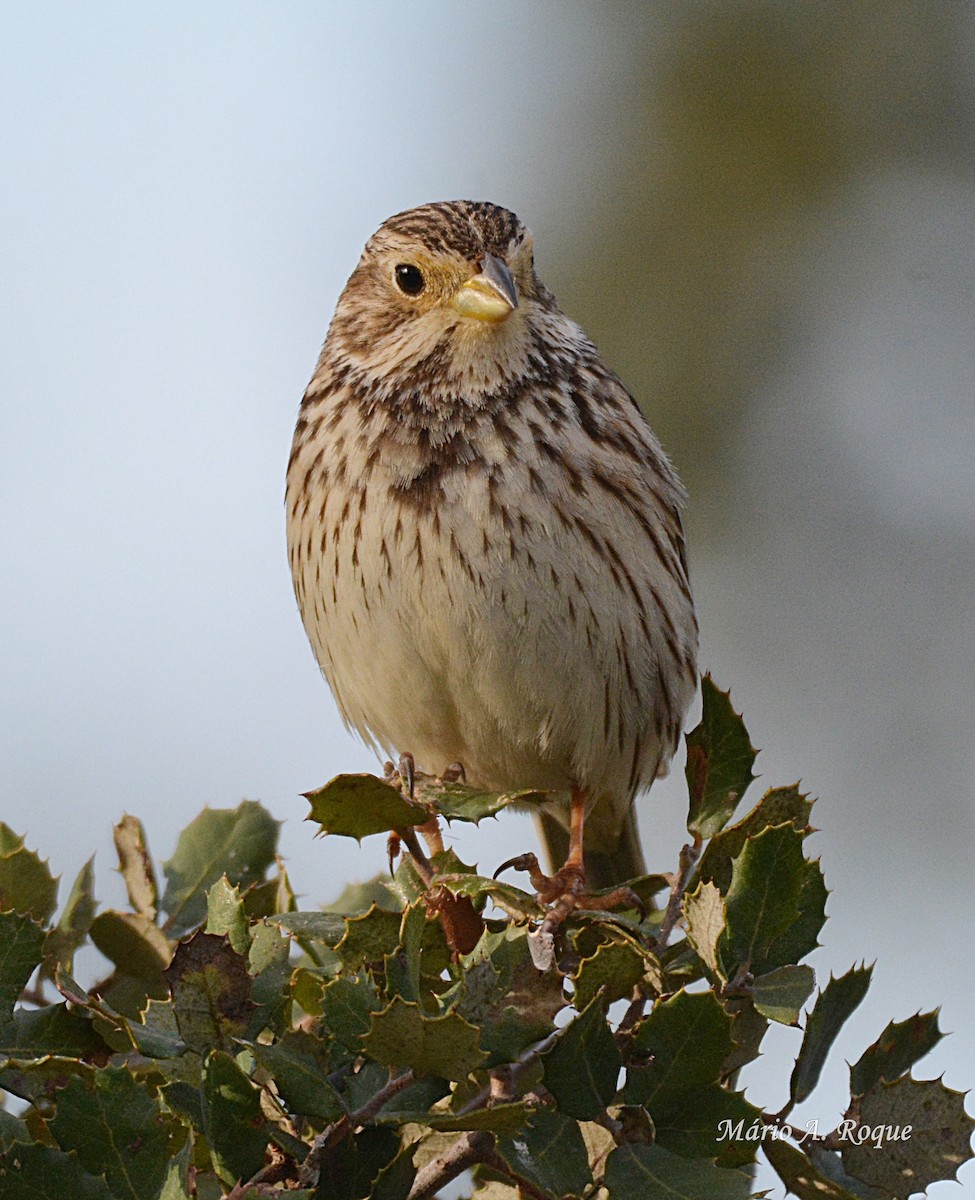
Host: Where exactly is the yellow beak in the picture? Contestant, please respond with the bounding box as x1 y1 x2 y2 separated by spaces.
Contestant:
451 253 518 323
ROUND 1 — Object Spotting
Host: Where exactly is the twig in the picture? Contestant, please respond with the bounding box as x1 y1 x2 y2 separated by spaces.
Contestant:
408 1131 496 1200
298 1068 417 1186
654 836 701 952
455 1029 560 1116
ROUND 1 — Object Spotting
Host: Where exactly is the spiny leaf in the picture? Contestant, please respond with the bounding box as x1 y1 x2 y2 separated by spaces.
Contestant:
436 872 544 919
603 1142 754 1199
494 1108 592 1199
363 996 487 1081
113 814 158 920
304 773 428 840
625 989 734 1107
684 676 758 839
849 1010 944 1096
841 1075 974 1197
243 1031 346 1121
789 964 874 1107
697 784 813 893
0 825 58 923
0 1140 116 1199
571 939 647 1011
414 777 545 825
718 822 805 978
320 973 382 1053
47 1067 182 1200
267 910 348 944
43 857 97 976
0 910 45 1020
683 879 727 981
650 1082 762 1168
541 993 621 1120
203 1050 268 1185
205 876 250 955
762 855 828 971
161 801 279 938
164 930 254 1053
764 1138 863 1200
750 963 815 1026
334 904 403 969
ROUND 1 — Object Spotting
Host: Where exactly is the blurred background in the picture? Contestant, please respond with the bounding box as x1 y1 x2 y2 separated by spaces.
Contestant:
1 3 972 1194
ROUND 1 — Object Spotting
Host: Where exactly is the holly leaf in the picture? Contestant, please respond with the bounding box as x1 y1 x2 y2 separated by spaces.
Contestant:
789 964 874 1106
203 1050 268 1185
750 964 815 1026
89 911 172 983
113 814 158 920
842 1076 974 1197
320 973 382 1053
364 996 487 1081
697 784 813 893
651 1082 762 1168
718 823 805 978
624 989 734 1107
0 1141 116 1200
0 910 45 1021
47 1068 182 1200
683 880 727 981
43 857 97 976
161 801 279 938
243 1031 346 1121
764 1138 863 1200
684 676 757 839
849 1010 943 1096
164 931 255 1053
304 774 428 840
0 825 58 923
541 994 621 1119
415 777 545 824
495 1108 592 1199
571 939 647 1011
603 1142 753 1199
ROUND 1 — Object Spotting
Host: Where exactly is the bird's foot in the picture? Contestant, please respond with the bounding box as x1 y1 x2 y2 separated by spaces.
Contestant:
495 853 644 916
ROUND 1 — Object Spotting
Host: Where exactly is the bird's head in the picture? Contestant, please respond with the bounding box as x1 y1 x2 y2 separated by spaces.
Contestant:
321 201 563 402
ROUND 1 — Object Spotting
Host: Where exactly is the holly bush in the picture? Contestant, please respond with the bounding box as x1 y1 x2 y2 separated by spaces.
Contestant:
0 679 971 1198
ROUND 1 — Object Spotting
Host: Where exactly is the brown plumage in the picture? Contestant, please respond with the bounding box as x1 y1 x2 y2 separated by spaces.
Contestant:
286 200 697 888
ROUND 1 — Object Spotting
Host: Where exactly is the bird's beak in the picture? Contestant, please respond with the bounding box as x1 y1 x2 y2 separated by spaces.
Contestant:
451 253 518 322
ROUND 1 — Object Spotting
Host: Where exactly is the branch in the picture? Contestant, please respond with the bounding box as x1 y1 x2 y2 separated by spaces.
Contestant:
408 1131 495 1200
654 835 701 951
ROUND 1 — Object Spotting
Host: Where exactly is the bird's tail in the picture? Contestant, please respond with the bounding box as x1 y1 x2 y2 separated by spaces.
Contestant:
535 805 646 892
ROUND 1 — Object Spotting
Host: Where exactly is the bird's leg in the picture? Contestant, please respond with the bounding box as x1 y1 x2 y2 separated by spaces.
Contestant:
440 761 466 783
495 788 645 917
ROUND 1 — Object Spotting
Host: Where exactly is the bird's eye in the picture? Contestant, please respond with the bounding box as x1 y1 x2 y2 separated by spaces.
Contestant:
394 263 425 296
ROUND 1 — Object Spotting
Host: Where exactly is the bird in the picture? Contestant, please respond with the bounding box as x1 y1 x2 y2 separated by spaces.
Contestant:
286 200 697 905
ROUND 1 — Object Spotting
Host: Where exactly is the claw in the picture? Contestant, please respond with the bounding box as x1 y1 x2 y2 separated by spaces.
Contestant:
494 853 540 881
387 831 402 875
398 752 416 799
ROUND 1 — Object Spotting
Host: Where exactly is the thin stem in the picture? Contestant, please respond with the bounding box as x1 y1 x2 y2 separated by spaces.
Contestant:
654 836 701 952
407 1131 495 1200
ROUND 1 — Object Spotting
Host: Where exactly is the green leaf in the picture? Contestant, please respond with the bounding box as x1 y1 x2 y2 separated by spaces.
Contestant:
0 824 59 923
335 904 404 970
364 996 487 1081
683 880 727 981
164 930 255 1053
0 910 45 1020
244 1031 346 1121
603 1142 754 1199
717 823 805 977
849 1010 943 1096
684 676 758 839
762 855 828 971
0 1141 116 1200
268 910 348 944
114 814 158 920
415 777 544 825
653 1084 763 1166
722 997 769 1076
495 1108 592 1199
43 856 97 975
321 973 382 1053
304 773 428 840
697 784 813 893
327 874 402 914
316 1127 404 1200
203 1050 268 1184
450 927 565 1063
541 993 621 1120
247 922 292 1039
89 910 172 982
651 1082 762 1169
1 1001 108 1059
436 873 544 920
205 876 250 955
571 939 647 1011
841 1075 974 1197
764 1138 863 1200
625 989 734 1107
750 964 815 1026
161 801 279 938
47 1067 182 1200
789 964 874 1107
